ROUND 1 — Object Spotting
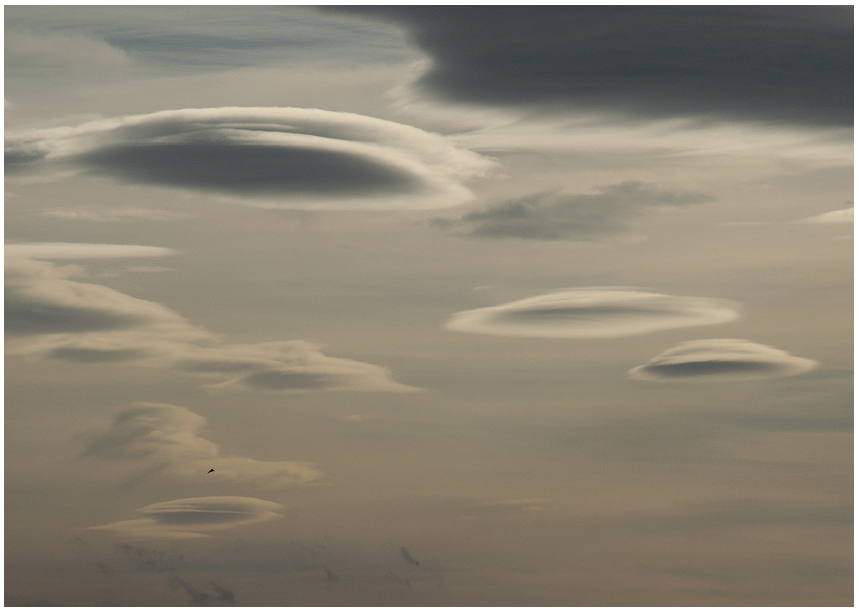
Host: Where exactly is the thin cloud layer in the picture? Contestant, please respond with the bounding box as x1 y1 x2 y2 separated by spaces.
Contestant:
628 339 818 381
433 181 712 241
337 6 853 126
85 403 321 488
445 288 739 339
5 242 177 260
796 207 853 224
6 258 417 392
5 107 494 209
90 496 283 540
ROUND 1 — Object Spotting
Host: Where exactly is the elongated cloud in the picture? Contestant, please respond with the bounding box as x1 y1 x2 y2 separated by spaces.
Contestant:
85 403 321 487
5 242 177 260
5 258 417 392
628 339 818 381
90 496 283 539
433 181 712 241
445 288 739 338
5 107 494 210
796 207 853 224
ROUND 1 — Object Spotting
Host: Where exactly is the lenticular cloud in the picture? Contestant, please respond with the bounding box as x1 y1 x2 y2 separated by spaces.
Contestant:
444 288 739 338
628 338 818 381
5 107 494 209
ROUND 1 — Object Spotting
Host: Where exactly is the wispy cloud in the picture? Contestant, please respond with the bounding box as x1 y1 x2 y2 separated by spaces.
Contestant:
628 339 818 381
445 288 739 339
90 496 283 539
85 402 321 488
5 242 177 260
6 258 417 392
5 107 495 210
34 208 189 222
433 181 712 241
795 207 853 225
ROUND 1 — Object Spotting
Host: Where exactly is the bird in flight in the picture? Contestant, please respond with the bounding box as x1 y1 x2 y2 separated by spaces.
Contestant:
207 468 215 474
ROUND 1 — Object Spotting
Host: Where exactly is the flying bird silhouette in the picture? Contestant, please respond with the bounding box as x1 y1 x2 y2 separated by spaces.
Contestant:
207 468 215 474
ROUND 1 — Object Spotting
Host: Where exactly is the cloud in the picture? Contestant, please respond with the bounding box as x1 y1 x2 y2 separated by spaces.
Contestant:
336 6 852 126
5 107 495 209
84 403 322 488
168 576 235 606
34 208 189 222
399 546 420 567
4 30 132 72
5 258 417 392
628 339 818 381
445 288 739 339
5 242 177 260
90 496 283 539
433 181 712 240
796 207 853 224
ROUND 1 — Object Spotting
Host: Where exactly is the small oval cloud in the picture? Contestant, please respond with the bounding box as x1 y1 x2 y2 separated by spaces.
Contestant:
628 338 818 381
90 496 283 539
444 288 739 338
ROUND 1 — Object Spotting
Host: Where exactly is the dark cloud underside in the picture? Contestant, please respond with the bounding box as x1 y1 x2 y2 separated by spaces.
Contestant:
336 6 853 125
639 360 781 378
78 142 419 197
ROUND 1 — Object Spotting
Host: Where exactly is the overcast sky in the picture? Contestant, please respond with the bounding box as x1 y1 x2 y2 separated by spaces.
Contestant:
4 5 853 607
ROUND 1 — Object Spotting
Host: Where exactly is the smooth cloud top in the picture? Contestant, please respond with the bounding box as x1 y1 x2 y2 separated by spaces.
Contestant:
628 338 818 381
90 496 283 540
85 402 321 488
444 288 739 339
5 107 494 210
797 207 854 224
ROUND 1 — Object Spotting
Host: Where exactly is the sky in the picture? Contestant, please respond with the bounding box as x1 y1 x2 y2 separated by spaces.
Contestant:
4 4 854 607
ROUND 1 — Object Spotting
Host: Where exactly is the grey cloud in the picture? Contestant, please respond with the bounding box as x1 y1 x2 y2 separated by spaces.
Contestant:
399 546 420 567
85 402 322 488
5 107 494 210
434 181 712 241
445 288 739 339
90 496 283 539
628 339 818 381
335 6 853 126
6 258 417 393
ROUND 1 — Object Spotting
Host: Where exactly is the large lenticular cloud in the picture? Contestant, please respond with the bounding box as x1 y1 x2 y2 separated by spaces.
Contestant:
5 107 494 209
444 288 739 338
628 339 818 381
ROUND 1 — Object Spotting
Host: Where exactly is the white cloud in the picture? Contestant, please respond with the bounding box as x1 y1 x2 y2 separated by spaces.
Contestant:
85 403 321 488
444 288 739 339
628 339 818 381
796 207 853 224
5 242 177 260
34 208 189 222
5 258 417 392
5 106 495 210
89 496 283 540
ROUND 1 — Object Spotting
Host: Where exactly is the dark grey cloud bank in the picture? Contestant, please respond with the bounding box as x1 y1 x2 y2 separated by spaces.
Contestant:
5 107 493 209
434 181 712 240
334 6 853 125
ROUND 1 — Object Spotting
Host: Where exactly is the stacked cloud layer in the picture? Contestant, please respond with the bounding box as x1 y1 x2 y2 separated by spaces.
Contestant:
445 288 739 339
5 107 495 210
6 256 417 392
628 339 818 381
